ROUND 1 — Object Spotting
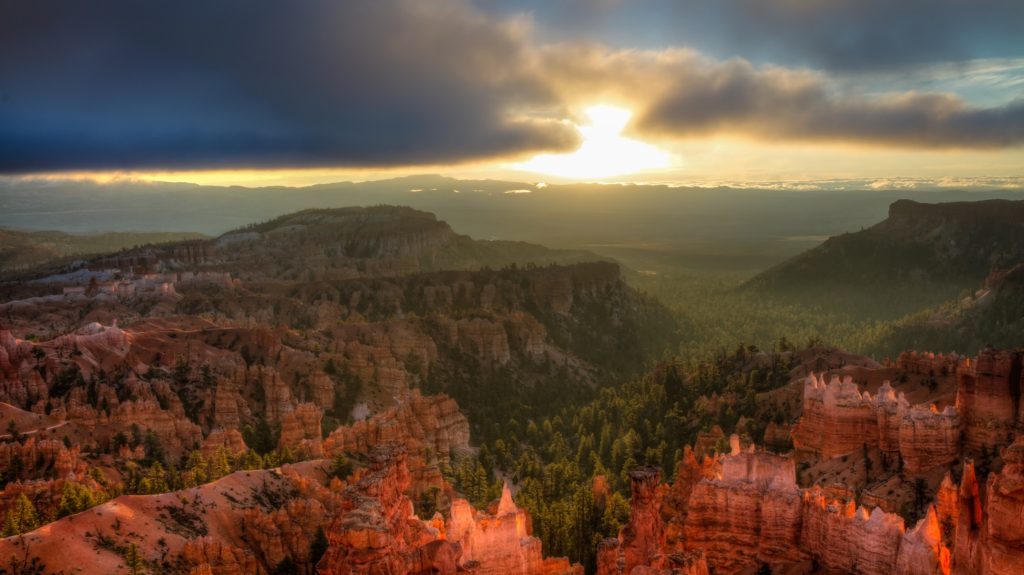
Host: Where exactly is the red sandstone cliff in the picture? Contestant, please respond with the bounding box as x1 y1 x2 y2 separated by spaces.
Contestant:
323 390 470 466
314 445 581 575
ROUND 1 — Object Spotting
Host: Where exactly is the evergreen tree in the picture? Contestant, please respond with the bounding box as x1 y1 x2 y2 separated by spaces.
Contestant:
57 482 98 518
124 542 145 575
2 494 40 536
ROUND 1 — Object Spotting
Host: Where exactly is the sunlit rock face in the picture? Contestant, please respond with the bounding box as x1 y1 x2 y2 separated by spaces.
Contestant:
684 447 805 572
597 466 710 575
323 390 471 467
793 373 884 460
601 437 982 575
936 438 1024 575
278 402 324 457
317 447 581 575
977 437 1024 575
800 490 907 575
957 349 1022 457
446 483 581 575
793 374 958 474
793 348 1022 479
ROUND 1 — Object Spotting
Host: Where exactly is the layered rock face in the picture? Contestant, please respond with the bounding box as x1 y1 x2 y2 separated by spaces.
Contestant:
601 440 971 575
957 349 1022 457
794 373 960 473
800 488 907 575
897 351 968 379
317 447 441 575
598 467 709 575
446 484 581 575
978 438 1024 575
683 447 804 572
278 402 324 457
317 447 581 575
602 433 1024 575
795 348 1023 476
323 391 470 467
794 373 893 460
948 437 1024 575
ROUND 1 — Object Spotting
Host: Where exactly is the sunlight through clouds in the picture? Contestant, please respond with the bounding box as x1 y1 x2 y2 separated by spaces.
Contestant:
516 106 671 179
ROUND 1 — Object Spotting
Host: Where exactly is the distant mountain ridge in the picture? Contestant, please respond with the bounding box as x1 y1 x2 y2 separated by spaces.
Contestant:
0 228 207 276
51 205 608 282
865 262 1024 355
5 175 1024 276
745 198 1024 318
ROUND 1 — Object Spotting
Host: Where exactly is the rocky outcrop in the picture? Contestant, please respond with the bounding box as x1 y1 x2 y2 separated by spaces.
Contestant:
182 538 259 575
950 436 1024 575
598 467 710 575
800 491 907 575
323 391 470 467
795 348 1023 476
0 330 32 379
897 351 968 379
895 506 951 575
899 404 962 473
256 367 294 422
315 446 442 574
604 438 972 575
956 349 1022 457
979 437 1024 575
793 374 887 460
318 446 580 575
794 373 961 473
446 484 581 575
278 402 323 457
201 428 248 457
683 447 804 572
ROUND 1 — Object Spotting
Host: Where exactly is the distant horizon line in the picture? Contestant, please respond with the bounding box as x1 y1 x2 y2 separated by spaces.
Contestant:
5 172 1024 193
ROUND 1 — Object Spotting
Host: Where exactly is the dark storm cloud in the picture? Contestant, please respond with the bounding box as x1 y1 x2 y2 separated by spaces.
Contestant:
481 0 1024 71
0 0 578 173
632 57 1024 148
699 0 1024 70
3 0 1023 173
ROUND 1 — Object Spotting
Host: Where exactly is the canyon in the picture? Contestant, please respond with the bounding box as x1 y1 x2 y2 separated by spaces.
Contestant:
598 347 1023 575
0 205 1021 574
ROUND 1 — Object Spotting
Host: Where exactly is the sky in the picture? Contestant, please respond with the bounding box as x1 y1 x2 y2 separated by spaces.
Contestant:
1 0 1023 187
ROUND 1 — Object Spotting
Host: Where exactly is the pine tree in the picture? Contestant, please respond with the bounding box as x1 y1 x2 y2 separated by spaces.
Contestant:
124 542 145 575
2 494 40 536
58 482 98 518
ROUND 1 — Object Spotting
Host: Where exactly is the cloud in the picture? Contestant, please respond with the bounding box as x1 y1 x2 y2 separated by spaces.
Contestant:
691 0 1024 71
0 0 578 173
635 57 1024 148
481 0 1024 71
1 0 1022 174
539 46 1024 149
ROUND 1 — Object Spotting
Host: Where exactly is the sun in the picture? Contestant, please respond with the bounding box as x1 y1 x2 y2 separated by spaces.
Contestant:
517 105 671 180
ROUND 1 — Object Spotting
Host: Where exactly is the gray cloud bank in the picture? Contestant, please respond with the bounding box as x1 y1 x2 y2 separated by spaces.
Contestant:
0 0 577 172
636 57 1024 148
1 0 1022 173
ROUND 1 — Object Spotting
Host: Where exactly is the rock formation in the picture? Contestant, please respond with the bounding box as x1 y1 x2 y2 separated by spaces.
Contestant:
948 437 1024 575
598 467 710 575
278 402 324 457
598 437 975 575
316 446 580 575
445 483 581 575
794 373 961 473
957 349 1022 457
323 391 470 467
